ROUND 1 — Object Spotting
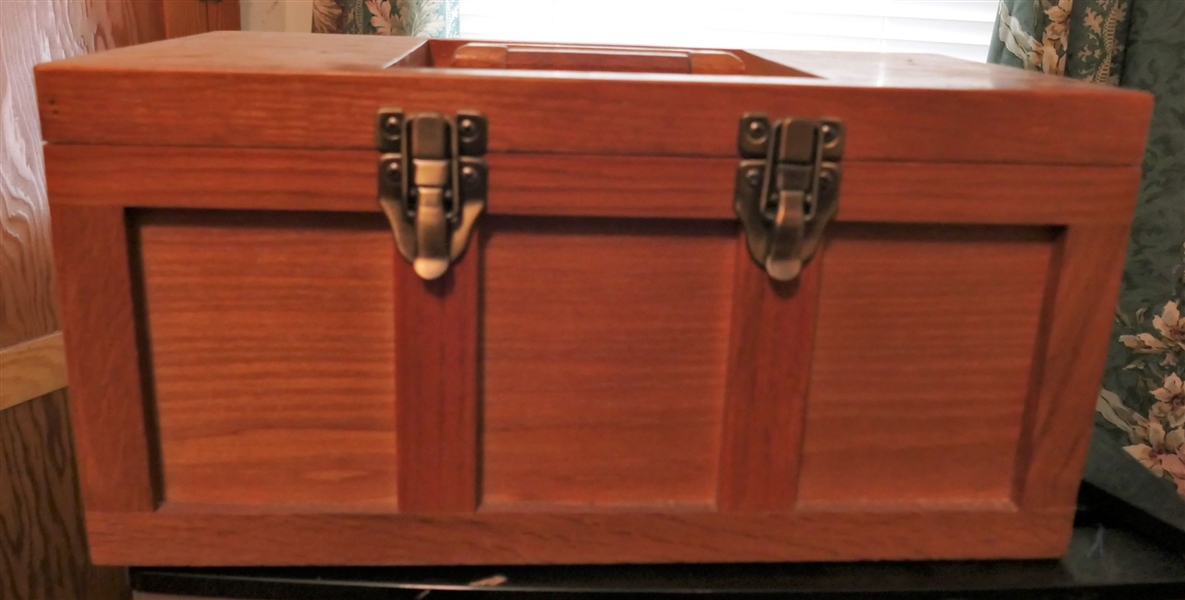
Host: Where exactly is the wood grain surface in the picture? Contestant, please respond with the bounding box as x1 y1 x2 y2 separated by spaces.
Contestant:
690 51 749 75
394 241 479 513
137 211 399 509
2 2 157 595
2 0 231 579
431 40 801 77
427 41 799 77
162 0 205 39
52 205 158 513
44 145 1143 225
453 43 693 73
797 225 1054 508
35 31 1152 567
0 332 67 411
449 42 746 75
35 32 1154 165
1 392 129 599
1015 225 1135 511
205 0 241 33
37 29 425 73
85 506 1072 565
163 0 240 39
717 240 822 511
2 1 173 596
481 218 735 508
2 2 69 347
424 40 802 75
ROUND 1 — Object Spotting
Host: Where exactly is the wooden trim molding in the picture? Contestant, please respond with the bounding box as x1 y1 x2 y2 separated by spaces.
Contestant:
0 332 68 411
45 145 1142 226
394 247 480 512
1014 225 1134 511
85 506 1072 565
717 238 822 511
51 205 158 512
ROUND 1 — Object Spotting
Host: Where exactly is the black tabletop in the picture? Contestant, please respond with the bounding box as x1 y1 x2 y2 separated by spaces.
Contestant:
132 488 1185 600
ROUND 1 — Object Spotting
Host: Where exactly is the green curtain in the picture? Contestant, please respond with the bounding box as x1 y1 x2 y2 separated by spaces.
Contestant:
989 0 1130 82
991 1 1185 497
312 0 459 36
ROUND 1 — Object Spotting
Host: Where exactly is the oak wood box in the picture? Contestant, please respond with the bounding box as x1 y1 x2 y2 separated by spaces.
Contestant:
37 32 1152 566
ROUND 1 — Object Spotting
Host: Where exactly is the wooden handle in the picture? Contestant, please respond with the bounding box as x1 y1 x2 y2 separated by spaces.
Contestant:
451 43 745 75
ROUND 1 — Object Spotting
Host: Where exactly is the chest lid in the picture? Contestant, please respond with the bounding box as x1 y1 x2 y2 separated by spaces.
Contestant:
36 31 1150 165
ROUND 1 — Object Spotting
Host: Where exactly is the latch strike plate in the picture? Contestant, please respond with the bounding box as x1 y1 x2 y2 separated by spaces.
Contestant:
734 113 844 282
376 109 488 280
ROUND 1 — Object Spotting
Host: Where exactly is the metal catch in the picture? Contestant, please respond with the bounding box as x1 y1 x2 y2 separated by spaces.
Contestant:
734 113 844 282
376 109 488 280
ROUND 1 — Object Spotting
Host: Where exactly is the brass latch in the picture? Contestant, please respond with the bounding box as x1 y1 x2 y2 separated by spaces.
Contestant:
376 109 488 280
734 113 844 282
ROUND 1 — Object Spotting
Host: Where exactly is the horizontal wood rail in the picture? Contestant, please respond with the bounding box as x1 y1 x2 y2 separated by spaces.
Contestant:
45 145 1141 226
0 332 68 411
84 505 1071 565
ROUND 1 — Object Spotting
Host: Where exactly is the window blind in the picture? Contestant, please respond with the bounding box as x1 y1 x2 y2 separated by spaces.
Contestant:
459 0 997 63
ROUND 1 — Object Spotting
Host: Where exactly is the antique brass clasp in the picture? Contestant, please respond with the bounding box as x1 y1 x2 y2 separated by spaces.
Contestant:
376 109 488 280
734 113 844 281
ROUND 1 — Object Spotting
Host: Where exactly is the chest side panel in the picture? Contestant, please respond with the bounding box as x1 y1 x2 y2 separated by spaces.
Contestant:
799 225 1053 509
136 211 398 509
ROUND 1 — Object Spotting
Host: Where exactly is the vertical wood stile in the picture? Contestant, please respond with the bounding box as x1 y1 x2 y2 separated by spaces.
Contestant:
394 247 480 513
717 235 823 511
1015 225 1133 511
49 205 157 512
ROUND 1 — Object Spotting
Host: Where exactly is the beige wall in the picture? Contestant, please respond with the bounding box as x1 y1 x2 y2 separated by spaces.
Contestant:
241 0 313 32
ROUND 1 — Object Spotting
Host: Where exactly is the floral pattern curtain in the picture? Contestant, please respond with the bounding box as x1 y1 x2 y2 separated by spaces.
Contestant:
312 0 459 37
991 1 1185 497
990 0 1130 82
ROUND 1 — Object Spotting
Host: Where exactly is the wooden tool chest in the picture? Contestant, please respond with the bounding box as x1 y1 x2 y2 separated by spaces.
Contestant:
36 31 1152 565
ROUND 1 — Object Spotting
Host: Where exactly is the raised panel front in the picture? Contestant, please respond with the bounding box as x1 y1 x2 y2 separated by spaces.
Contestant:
137 210 398 509
797 225 1055 509
480 217 736 509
